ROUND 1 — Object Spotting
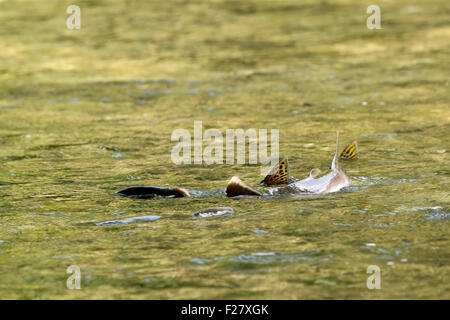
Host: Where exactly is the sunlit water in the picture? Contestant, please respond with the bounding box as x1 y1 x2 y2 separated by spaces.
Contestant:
0 0 449 299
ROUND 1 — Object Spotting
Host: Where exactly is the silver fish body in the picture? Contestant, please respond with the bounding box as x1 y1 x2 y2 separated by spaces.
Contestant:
268 132 350 196
267 168 350 196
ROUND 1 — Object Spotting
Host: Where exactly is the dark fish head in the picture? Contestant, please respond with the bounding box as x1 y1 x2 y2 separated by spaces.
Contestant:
117 186 190 199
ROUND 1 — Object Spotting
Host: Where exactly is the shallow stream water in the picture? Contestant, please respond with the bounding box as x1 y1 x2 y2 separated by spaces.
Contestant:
0 0 448 299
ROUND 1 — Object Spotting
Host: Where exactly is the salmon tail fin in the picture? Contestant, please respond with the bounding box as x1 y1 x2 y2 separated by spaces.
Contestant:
331 131 339 170
339 141 358 160
259 158 289 186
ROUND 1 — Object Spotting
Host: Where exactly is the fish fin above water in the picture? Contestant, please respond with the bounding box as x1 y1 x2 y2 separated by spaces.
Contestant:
330 131 340 170
259 158 290 186
339 141 358 160
226 176 262 197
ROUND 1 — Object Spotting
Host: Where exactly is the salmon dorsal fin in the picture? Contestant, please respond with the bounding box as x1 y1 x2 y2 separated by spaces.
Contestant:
331 131 339 170
259 158 290 186
226 176 262 197
339 141 358 160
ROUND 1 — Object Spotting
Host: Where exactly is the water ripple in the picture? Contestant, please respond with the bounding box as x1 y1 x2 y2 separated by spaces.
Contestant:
96 215 161 226
228 250 330 264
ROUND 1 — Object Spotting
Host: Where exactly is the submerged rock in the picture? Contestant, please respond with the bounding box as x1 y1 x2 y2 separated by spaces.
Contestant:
192 207 234 218
96 215 161 226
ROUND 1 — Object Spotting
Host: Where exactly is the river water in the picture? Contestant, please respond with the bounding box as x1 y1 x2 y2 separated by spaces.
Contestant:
0 0 448 299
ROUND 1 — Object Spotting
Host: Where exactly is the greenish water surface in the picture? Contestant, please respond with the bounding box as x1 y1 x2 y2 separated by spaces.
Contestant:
0 0 449 299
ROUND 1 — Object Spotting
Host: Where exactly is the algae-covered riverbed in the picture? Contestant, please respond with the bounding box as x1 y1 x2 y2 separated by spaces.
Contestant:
0 0 449 299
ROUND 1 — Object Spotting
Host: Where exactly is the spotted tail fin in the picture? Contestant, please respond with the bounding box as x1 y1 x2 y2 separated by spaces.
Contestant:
339 141 358 160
